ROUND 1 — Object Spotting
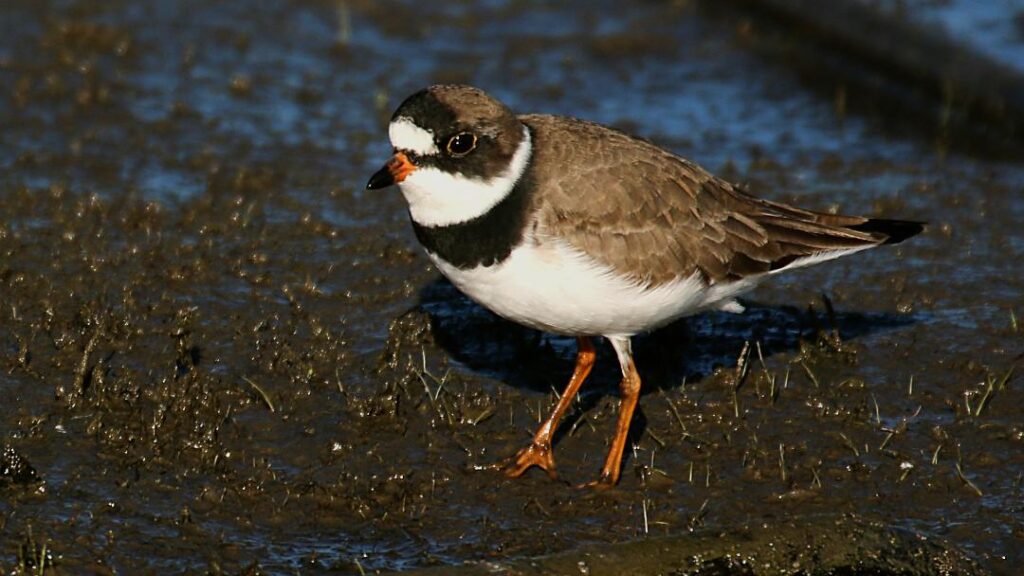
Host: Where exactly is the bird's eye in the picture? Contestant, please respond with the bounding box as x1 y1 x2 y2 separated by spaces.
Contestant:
446 133 477 157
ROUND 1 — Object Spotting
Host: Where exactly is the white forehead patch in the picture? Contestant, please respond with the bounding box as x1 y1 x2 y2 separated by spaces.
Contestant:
389 117 439 156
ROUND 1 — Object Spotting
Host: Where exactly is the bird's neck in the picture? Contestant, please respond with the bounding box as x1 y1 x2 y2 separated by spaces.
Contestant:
408 128 535 269
400 126 532 228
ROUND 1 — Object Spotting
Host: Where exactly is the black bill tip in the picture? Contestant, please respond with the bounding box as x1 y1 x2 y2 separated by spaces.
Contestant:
366 164 395 190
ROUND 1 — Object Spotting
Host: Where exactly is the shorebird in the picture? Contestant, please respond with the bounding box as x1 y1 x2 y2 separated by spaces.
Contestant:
367 84 922 488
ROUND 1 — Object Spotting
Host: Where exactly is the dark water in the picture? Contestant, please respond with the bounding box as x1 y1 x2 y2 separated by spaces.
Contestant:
1 0 1022 574
880 0 1024 69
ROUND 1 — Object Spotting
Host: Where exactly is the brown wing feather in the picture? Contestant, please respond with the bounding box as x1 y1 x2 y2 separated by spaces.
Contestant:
522 114 892 286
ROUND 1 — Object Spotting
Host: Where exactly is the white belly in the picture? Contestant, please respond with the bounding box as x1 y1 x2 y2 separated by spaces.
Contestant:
428 240 757 337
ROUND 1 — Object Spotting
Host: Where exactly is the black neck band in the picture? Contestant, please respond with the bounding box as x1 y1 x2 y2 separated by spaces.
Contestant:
410 150 534 269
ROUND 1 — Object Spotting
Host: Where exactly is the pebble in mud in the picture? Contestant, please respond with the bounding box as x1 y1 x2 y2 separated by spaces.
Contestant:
0 445 39 486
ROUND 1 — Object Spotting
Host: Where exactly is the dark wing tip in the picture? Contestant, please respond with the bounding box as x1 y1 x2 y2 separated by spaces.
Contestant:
848 218 926 245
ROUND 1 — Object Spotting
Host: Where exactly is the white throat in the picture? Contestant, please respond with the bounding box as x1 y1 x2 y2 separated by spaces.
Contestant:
395 125 532 228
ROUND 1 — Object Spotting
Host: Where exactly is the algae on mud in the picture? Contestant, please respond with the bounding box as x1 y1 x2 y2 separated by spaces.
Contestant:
2 0 1024 574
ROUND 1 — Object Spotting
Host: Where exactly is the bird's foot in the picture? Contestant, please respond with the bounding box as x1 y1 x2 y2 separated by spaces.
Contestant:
495 442 558 480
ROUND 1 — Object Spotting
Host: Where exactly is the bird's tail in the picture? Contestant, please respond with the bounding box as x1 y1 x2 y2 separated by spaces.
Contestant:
847 218 925 245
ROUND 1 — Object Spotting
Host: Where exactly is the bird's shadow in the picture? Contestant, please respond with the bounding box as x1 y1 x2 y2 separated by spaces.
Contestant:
416 275 916 449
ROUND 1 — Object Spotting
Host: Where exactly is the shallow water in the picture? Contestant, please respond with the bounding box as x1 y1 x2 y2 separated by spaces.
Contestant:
1 0 1023 574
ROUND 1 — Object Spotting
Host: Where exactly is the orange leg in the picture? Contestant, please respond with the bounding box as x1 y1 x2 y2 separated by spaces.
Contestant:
500 337 596 480
580 336 640 489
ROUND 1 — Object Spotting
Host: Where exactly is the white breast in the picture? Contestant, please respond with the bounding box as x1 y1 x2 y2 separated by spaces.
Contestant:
429 239 759 337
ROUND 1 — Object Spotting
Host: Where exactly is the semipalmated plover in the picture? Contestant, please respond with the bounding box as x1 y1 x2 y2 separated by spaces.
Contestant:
367 84 922 488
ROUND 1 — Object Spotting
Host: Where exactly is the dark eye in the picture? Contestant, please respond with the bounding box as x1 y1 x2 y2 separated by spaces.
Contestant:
446 133 477 156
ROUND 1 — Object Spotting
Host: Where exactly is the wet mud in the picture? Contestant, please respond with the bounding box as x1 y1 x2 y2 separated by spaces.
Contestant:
2 0 1023 574
394 515 985 575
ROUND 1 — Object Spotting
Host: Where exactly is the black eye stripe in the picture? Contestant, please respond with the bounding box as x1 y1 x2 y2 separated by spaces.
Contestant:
395 148 423 164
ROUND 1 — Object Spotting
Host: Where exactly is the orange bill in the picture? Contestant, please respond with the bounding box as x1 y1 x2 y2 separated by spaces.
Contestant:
366 152 416 190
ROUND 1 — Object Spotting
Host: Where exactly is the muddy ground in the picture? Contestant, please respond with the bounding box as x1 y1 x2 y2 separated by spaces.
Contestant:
1 0 1023 574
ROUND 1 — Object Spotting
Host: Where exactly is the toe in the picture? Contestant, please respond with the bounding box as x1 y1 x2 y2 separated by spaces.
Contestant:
575 473 617 490
493 443 557 479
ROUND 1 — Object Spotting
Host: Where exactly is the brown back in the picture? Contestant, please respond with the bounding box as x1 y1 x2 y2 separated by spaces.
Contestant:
522 114 886 286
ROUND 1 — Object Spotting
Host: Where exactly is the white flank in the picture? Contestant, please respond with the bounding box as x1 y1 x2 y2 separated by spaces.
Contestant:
426 229 877 337
717 299 746 314
389 117 439 156
770 245 877 274
430 239 759 337
399 126 533 227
